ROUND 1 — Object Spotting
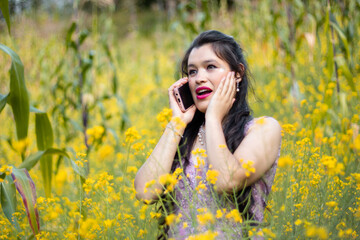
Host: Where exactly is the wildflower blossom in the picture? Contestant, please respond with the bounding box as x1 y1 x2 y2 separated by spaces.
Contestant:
125 126 141 144
239 159 255 177
206 169 219 184
197 212 215 225
159 173 178 193
86 125 105 144
186 230 218 240
225 209 242 223
157 108 173 127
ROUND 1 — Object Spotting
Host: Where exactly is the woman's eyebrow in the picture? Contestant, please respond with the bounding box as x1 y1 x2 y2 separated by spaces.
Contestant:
188 59 218 68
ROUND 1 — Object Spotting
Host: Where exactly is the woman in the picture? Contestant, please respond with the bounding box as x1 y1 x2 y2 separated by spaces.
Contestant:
135 30 282 239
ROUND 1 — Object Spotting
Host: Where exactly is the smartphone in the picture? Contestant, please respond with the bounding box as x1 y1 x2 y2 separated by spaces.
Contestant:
173 82 194 112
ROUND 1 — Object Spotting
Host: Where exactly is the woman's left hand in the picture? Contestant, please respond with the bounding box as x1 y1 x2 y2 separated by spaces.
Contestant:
205 71 236 122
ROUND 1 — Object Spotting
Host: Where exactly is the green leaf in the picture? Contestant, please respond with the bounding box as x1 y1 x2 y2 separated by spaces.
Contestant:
0 0 11 34
0 44 30 141
0 93 9 113
334 56 356 92
330 21 350 61
0 175 20 231
35 112 54 198
324 7 333 80
11 168 39 235
30 106 44 113
70 159 86 179
18 149 70 171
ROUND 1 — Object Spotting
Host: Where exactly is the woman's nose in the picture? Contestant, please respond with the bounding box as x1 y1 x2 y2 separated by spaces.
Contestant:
194 69 207 84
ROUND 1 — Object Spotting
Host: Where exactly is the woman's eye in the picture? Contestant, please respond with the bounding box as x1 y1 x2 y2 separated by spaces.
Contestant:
188 70 197 76
207 65 216 70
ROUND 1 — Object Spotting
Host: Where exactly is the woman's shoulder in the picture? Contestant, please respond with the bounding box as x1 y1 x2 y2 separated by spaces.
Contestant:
245 116 281 138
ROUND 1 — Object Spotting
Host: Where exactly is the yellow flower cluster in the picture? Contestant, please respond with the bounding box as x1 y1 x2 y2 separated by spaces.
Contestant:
186 230 218 240
278 155 294 168
225 209 242 223
197 211 215 225
86 125 105 144
0 165 13 180
156 108 173 128
320 155 344 176
125 126 141 144
165 213 182 226
159 173 178 193
206 169 219 184
240 159 256 177
305 226 328 240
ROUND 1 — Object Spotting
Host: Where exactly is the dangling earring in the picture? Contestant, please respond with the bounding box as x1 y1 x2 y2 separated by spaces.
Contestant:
236 81 240 92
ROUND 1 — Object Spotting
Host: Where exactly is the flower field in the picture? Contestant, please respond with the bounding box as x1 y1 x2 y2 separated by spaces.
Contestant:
0 1 359 239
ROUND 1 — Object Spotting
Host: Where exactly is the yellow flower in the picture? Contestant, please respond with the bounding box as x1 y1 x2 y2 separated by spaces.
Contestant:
144 179 156 193
282 123 296 135
98 144 114 159
197 212 215 225
150 212 161 219
157 108 173 127
186 230 218 240
262 228 276 238
171 116 186 130
137 229 147 238
195 181 207 192
126 166 138 174
241 160 255 177
306 226 328 240
132 142 145 152
295 219 302 226
86 125 105 144
125 126 141 144
225 209 242 223
278 155 294 168
159 173 178 193
192 148 207 157
206 169 219 184
173 167 183 177
216 209 226 219
320 155 344 175
325 201 338 208
165 213 180 226
104 219 114 229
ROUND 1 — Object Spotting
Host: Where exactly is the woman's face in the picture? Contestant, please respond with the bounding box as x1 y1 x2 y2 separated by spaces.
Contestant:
187 44 232 113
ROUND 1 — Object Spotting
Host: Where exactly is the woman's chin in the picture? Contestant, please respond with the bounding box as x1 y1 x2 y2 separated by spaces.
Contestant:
195 103 208 113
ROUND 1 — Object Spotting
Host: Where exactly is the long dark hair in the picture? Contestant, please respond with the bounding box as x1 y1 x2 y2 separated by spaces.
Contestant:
157 30 254 239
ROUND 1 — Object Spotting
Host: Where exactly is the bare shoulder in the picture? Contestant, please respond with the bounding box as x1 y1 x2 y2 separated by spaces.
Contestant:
247 116 282 141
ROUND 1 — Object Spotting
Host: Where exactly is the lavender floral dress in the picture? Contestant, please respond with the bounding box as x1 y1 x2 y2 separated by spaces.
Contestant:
168 118 279 239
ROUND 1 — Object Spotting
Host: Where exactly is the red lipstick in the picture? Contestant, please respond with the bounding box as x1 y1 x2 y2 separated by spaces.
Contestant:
195 87 213 100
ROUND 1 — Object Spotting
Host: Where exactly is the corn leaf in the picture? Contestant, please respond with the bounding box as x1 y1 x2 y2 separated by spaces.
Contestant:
334 56 356 92
0 44 29 141
11 168 39 235
18 149 70 171
0 93 9 113
330 16 350 61
324 7 334 79
0 175 20 231
35 112 54 198
0 0 11 34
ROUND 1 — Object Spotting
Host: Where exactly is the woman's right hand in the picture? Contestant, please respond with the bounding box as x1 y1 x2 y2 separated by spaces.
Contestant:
168 77 196 125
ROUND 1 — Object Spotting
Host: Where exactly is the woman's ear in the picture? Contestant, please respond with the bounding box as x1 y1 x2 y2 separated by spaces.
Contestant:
239 63 245 77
